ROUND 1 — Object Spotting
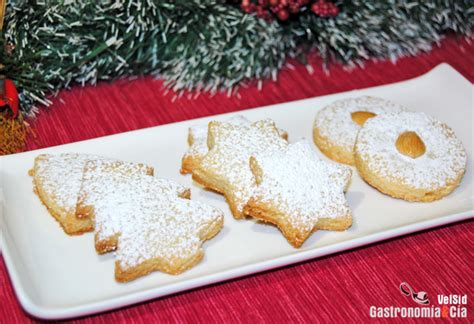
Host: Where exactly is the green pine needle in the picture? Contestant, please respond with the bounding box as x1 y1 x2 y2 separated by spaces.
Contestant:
1 0 472 115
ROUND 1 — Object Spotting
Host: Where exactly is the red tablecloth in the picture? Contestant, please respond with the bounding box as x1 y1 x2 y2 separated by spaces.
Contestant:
1 36 473 323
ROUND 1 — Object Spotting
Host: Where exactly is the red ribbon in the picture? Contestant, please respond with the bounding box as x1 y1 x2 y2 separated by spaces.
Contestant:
0 79 19 118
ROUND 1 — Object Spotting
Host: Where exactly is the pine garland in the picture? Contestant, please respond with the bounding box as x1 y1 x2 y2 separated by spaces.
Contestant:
1 0 472 115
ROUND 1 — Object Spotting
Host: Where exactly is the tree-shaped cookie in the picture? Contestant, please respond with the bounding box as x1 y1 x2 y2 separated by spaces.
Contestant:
115 197 224 282
244 140 352 248
29 153 153 235
77 159 181 254
77 159 224 282
192 119 288 219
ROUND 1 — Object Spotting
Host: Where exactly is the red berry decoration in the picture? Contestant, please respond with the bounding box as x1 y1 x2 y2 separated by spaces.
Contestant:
239 0 339 21
311 0 339 17
289 2 301 14
277 8 290 20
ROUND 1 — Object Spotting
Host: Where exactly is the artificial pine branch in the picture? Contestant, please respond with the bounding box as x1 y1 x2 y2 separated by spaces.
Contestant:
1 0 472 115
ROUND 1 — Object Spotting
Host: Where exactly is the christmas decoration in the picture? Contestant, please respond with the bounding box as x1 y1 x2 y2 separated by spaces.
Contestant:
0 78 19 118
0 2 29 155
0 73 30 155
311 0 339 17
240 0 338 21
0 0 472 118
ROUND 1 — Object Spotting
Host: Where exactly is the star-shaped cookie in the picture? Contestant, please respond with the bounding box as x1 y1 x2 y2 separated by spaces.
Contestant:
243 140 352 248
181 115 288 174
77 160 224 282
181 115 251 174
192 119 288 219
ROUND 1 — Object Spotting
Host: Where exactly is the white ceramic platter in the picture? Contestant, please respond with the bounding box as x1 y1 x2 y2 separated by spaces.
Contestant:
1 63 472 319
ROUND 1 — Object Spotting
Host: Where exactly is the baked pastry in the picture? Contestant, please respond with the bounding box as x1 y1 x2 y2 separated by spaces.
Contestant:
181 115 288 174
313 96 406 165
181 116 249 174
354 111 467 202
192 119 288 219
244 140 352 248
77 159 189 254
76 159 224 282
29 153 152 235
115 196 224 282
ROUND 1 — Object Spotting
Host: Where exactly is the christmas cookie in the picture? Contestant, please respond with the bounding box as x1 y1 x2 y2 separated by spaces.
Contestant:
77 159 190 254
192 119 288 219
77 159 224 282
354 111 467 202
181 115 250 175
116 195 224 282
181 115 288 174
29 153 153 235
243 140 352 248
313 96 406 165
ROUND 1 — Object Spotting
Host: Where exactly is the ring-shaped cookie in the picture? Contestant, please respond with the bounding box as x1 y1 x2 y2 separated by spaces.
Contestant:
313 96 406 165
354 111 467 202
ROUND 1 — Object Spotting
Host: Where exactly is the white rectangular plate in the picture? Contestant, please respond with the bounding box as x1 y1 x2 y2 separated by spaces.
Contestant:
1 63 472 320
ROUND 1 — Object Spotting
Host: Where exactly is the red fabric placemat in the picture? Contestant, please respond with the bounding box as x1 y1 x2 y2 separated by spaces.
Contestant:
2 36 473 322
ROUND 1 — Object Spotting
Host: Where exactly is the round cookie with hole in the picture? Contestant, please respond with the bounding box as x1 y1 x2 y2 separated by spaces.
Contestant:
313 96 407 165
354 111 467 202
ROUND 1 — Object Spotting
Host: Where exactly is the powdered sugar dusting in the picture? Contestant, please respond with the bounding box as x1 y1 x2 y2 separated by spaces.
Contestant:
355 111 467 189
80 159 159 241
33 153 99 217
117 199 223 268
183 115 251 167
80 160 223 268
251 140 352 232
314 96 407 148
198 119 288 216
